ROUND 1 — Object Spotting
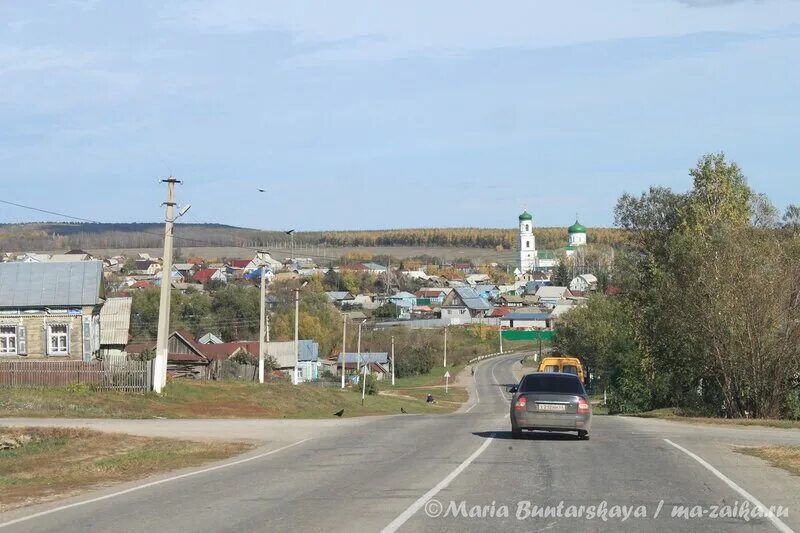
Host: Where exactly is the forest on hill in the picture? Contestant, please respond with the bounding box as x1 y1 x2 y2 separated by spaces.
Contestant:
0 222 626 253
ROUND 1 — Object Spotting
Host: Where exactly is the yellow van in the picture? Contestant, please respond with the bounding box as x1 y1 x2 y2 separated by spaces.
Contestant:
537 356 587 384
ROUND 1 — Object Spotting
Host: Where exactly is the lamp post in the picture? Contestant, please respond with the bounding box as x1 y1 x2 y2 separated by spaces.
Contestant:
293 280 308 385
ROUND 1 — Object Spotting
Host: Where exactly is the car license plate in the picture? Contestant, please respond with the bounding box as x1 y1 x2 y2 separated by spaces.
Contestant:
537 403 566 412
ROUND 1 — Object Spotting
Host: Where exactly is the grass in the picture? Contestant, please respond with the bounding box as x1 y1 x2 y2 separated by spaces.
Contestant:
386 366 469 408
0 379 461 419
737 445 800 476
392 365 463 388
0 427 251 512
628 407 800 429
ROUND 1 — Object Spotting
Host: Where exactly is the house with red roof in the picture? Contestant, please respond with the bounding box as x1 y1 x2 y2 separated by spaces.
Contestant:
193 268 227 284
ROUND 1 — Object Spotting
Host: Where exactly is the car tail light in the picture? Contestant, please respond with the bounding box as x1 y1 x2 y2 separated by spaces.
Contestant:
515 396 527 410
577 398 590 414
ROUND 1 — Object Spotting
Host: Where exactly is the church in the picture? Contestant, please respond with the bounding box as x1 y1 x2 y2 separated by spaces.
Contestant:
514 211 587 278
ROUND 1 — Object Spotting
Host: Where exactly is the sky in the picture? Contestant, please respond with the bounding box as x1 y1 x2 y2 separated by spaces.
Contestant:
1 0 799 231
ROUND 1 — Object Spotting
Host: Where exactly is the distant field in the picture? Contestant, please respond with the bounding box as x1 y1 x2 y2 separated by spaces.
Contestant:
36 245 520 264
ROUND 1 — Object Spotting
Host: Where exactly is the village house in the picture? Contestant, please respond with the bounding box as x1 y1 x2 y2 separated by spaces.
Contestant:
333 352 390 380
501 311 552 330
98 297 132 358
415 288 450 305
0 261 105 361
440 286 492 323
193 267 227 285
325 291 356 306
569 274 598 293
535 286 574 307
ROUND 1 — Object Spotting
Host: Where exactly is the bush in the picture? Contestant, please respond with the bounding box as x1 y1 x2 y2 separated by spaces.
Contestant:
355 373 378 395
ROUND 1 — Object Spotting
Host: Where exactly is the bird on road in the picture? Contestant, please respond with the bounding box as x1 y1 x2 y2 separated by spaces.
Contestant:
333 409 344 417
400 407 407 414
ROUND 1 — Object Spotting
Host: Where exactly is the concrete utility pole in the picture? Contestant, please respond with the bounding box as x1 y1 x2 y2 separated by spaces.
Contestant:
443 327 448 368
341 317 347 389
356 319 366 374
499 327 504 354
361 357 368 405
293 281 307 385
154 177 180 393
258 251 267 384
391 335 395 386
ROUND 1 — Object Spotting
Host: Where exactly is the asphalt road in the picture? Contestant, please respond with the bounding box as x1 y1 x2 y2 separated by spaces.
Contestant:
3 354 800 532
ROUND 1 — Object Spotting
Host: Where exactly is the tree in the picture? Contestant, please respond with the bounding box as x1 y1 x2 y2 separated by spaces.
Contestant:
783 204 800 229
122 257 137 274
681 152 752 234
323 268 341 291
553 261 570 287
374 303 399 319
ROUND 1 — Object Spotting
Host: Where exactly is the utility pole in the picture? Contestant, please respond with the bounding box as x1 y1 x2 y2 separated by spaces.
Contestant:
391 335 395 386
293 281 307 385
356 319 366 374
341 317 347 389
154 177 180 393
361 359 368 405
258 252 267 384
443 326 448 368
499 327 504 354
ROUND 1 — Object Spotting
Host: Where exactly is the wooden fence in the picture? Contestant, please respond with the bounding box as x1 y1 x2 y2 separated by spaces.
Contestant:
0 360 152 392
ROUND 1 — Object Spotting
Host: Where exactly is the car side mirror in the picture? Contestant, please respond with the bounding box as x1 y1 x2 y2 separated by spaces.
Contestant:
509 386 518 394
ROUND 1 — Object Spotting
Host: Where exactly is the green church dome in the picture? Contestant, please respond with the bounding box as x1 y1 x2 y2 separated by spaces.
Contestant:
568 220 587 234
519 211 533 221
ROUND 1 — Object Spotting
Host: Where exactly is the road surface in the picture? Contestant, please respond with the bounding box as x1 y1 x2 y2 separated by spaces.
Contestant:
2 353 800 532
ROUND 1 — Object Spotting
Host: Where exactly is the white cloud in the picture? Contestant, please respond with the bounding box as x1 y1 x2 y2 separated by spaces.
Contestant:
0 45 98 75
160 0 800 61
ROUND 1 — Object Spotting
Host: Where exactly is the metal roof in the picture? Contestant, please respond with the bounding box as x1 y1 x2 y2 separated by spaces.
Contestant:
0 261 104 308
503 312 551 321
99 297 132 345
337 352 389 364
450 287 492 311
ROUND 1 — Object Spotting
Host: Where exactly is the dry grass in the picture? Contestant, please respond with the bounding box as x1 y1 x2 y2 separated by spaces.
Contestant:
629 408 800 429
737 445 800 476
0 427 252 512
0 379 460 419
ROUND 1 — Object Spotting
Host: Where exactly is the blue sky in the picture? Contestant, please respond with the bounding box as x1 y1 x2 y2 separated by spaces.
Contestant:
1 0 798 231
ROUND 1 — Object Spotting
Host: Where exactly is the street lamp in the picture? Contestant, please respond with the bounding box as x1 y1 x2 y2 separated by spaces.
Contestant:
293 280 308 385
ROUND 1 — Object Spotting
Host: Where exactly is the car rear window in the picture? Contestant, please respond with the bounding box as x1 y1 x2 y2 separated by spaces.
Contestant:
562 365 578 375
519 375 584 394
542 365 559 372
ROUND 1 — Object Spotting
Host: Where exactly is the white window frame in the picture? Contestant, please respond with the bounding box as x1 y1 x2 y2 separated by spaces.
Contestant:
0 326 17 355
47 324 70 356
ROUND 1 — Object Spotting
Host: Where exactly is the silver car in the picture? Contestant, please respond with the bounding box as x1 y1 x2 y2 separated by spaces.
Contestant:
509 372 592 440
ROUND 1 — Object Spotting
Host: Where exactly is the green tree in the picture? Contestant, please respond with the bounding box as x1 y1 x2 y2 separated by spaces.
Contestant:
553 261 570 287
681 152 752 234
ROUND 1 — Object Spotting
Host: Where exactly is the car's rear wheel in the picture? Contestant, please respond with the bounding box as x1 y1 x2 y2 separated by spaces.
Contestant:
577 430 589 440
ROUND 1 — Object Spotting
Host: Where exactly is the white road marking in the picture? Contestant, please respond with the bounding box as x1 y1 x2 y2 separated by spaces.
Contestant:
664 439 794 533
490 358 509 402
382 434 495 533
0 438 311 529
463 366 481 414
